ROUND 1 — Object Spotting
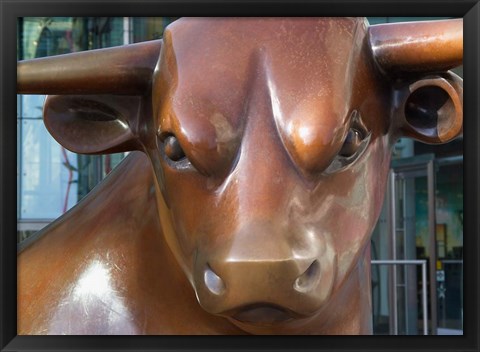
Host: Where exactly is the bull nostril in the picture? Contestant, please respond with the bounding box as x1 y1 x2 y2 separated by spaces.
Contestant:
204 264 226 295
293 260 320 293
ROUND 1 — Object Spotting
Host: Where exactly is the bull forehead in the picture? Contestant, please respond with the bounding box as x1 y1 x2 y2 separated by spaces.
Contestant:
154 18 370 174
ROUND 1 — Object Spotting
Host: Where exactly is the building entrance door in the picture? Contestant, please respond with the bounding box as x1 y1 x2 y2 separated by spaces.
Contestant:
387 154 437 335
372 154 464 335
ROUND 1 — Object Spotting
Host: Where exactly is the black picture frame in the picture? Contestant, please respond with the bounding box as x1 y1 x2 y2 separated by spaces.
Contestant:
1 0 479 351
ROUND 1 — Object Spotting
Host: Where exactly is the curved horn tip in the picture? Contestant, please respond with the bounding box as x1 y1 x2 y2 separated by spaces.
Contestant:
368 18 463 74
17 39 163 95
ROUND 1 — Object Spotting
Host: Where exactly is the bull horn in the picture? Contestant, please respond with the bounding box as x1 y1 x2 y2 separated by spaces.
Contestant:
368 18 462 74
17 39 162 95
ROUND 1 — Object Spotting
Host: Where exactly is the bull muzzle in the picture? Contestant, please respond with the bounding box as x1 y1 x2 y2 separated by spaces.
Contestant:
192 223 336 326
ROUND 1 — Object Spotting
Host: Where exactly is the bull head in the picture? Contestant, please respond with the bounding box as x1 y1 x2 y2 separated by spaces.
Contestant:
17 18 463 334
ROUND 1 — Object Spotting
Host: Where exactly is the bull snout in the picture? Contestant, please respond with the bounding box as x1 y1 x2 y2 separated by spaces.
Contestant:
192 225 336 325
202 257 321 297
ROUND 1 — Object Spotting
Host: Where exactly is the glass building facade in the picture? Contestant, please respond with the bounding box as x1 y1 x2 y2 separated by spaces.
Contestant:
367 17 463 336
17 17 463 335
17 17 176 241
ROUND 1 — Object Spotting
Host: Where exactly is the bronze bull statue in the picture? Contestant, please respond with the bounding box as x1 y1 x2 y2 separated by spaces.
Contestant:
17 17 463 335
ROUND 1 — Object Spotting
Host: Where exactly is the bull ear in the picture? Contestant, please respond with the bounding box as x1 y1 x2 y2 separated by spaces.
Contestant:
44 95 147 154
392 73 463 144
368 19 463 144
17 40 162 154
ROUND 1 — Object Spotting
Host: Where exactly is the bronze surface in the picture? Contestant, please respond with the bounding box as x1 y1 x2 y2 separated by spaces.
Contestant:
17 17 463 335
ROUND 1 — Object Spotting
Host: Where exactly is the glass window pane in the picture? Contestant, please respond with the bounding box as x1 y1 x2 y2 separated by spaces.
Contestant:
20 117 78 219
18 17 174 241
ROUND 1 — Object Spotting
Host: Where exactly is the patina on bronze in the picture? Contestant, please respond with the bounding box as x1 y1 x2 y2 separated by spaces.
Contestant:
17 17 463 335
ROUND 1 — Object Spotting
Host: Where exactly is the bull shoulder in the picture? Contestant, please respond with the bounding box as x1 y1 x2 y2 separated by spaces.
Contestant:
17 152 243 334
17 152 157 334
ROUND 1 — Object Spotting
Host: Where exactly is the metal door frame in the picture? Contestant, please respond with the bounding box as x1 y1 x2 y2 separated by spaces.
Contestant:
387 153 437 335
371 259 429 335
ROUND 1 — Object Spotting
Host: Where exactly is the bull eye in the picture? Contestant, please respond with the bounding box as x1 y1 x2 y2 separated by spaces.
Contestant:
158 132 191 169
163 135 186 161
323 111 371 175
338 128 364 157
